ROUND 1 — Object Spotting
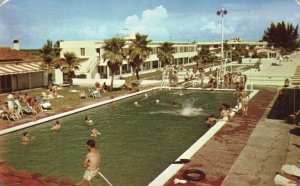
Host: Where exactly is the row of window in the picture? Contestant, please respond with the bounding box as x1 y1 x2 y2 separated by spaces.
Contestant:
79 44 265 57
79 46 197 56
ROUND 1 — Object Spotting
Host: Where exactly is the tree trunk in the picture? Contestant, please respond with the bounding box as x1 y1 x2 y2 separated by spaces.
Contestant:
47 73 53 85
68 71 73 85
135 68 140 80
110 73 114 91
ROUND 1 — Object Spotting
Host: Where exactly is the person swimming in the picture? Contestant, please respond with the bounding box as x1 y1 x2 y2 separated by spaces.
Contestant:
171 102 180 108
206 114 217 128
50 120 61 131
134 101 141 107
90 128 101 138
85 116 94 125
21 132 35 144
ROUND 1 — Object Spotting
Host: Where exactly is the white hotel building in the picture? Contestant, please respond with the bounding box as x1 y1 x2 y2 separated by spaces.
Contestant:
59 38 268 86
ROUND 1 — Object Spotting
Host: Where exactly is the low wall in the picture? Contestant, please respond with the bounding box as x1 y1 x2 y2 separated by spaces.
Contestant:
73 78 125 88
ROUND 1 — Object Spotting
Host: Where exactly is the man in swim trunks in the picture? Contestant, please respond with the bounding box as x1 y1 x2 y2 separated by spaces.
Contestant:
83 139 100 182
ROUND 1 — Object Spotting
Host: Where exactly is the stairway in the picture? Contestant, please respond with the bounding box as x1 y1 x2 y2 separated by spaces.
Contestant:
291 65 300 85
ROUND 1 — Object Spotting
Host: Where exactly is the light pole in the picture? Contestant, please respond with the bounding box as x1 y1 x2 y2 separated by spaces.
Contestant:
217 8 228 73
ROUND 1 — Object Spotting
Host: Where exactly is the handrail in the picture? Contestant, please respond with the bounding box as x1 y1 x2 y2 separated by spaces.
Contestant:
87 56 99 73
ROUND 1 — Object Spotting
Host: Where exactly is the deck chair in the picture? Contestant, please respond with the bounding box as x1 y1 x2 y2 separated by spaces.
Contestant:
88 88 101 98
21 105 33 115
38 99 52 111
1 111 18 122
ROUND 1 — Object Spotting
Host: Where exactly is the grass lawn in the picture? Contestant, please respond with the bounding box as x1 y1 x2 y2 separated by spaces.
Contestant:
0 86 131 127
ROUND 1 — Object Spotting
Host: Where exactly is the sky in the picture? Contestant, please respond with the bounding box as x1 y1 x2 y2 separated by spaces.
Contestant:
0 0 299 49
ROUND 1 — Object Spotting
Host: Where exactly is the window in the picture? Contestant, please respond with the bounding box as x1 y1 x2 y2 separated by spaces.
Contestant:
80 48 85 56
96 48 100 61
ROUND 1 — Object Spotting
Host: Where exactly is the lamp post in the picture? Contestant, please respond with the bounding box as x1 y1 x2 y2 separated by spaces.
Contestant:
217 8 228 73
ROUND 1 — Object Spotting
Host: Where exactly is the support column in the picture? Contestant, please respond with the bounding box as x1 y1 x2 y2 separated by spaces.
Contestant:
119 65 123 75
107 66 110 79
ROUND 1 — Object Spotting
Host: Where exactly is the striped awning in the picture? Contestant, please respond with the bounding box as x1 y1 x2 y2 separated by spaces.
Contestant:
0 62 44 76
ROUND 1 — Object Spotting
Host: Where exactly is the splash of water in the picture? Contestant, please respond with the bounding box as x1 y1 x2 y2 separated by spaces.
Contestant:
151 99 205 117
178 101 204 117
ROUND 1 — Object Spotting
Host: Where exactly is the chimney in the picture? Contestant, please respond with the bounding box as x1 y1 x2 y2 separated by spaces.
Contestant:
13 40 20 50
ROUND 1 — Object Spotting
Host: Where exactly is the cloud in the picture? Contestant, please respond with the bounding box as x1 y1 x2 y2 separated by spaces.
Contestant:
78 25 109 38
119 5 169 39
198 17 235 34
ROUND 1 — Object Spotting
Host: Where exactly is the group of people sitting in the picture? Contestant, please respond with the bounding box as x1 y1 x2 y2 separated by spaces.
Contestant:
0 91 52 122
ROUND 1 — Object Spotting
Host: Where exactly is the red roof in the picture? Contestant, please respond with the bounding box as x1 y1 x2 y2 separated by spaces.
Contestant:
0 47 42 62
0 48 44 76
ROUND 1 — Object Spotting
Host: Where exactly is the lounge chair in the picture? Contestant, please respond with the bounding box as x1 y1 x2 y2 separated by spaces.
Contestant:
21 105 33 115
274 174 297 186
1 110 18 122
38 99 52 111
88 88 101 98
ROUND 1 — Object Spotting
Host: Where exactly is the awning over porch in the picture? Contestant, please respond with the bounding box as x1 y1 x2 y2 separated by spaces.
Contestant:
0 62 43 76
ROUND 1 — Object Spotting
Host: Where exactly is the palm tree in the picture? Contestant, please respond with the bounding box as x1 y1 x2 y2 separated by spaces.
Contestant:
39 40 61 84
127 33 152 80
199 47 211 68
232 45 249 64
191 54 201 68
262 21 299 53
157 42 175 67
56 52 80 85
102 37 126 91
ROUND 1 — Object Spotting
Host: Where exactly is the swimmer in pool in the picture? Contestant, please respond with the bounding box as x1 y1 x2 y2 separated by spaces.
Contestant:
85 116 94 126
90 128 101 138
134 101 141 107
50 120 61 131
21 132 35 144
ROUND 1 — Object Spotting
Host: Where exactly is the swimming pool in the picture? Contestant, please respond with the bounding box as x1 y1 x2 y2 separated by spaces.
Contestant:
0 89 236 185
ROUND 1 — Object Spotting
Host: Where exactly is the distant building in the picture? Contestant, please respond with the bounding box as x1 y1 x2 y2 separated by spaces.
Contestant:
59 36 267 84
0 47 44 93
60 40 198 81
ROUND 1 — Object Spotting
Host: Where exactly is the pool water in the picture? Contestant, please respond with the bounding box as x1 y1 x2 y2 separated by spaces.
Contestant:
0 90 236 186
